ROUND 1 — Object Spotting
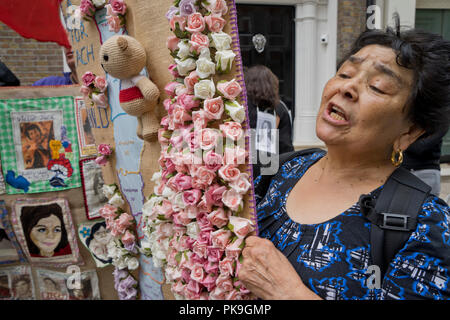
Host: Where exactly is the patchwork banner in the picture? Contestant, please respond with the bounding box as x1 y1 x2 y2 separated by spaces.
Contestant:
0 96 81 194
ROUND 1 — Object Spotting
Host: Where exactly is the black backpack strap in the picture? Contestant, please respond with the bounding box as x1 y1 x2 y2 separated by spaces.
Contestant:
254 148 326 200
359 167 431 278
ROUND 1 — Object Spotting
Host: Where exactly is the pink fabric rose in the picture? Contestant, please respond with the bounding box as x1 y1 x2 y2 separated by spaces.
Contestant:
190 264 205 283
94 76 107 92
164 81 182 98
80 0 95 17
97 143 112 156
218 164 240 182
82 71 96 87
193 166 216 187
170 15 187 31
99 204 118 219
168 173 192 192
229 173 251 194
204 184 227 207
225 237 244 260
211 229 232 250
217 79 242 101
166 35 181 52
184 71 199 93
107 14 121 33
219 257 235 276
197 229 212 245
168 64 179 78
95 155 108 166
207 246 225 262
204 261 219 274
121 230 135 247
80 85 91 97
173 104 192 124
205 14 226 32
222 188 243 211
185 12 205 33
203 97 224 120
177 93 200 110
201 273 217 292
207 207 230 228
220 121 243 141
183 189 202 206
209 286 227 300
91 93 107 107
203 150 223 171
223 146 247 165
189 32 209 53
110 0 127 15
157 199 174 219
193 241 208 258
117 212 133 229
215 274 233 292
197 128 220 151
192 110 208 130
229 216 254 239
206 0 228 16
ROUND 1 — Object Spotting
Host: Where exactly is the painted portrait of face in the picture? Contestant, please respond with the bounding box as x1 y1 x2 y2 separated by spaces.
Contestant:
20 203 72 258
86 222 113 265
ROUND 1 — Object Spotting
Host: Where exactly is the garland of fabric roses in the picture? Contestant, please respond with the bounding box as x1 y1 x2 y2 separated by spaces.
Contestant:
99 183 141 300
141 0 256 300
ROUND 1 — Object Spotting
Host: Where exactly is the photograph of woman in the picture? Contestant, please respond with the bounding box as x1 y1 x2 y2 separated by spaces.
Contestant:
11 274 33 300
38 275 67 300
238 21 450 300
81 159 109 219
20 202 72 258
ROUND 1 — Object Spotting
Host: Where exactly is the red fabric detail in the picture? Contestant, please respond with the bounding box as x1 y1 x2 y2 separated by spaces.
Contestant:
30 243 72 258
0 0 71 48
119 86 144 103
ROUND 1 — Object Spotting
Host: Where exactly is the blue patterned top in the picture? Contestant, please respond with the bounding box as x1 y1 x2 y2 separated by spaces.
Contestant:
254 151 450 300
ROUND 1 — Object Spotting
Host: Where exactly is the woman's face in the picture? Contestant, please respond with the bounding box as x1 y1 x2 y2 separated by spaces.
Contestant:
44 279 57 292
93 226 111 244
316 44 419 159
29 214 62 256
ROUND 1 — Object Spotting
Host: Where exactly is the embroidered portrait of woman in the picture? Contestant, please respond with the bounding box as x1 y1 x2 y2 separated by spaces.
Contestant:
12 198 81 266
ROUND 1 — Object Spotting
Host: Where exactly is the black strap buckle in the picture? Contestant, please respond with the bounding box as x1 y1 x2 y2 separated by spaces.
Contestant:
380 212 410 231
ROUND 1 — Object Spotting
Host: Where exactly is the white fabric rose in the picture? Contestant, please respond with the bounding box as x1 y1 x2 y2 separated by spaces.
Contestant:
186 222 200 240
92 0 106 7
102 184 117 199
225 100 245 123
211 32 232 51
126 257 140 270
196 57 216 79
175 57 197 76
194 79 216 100
177 40 190 60
108 193 125 207
215 50 236 73
151 171 162 182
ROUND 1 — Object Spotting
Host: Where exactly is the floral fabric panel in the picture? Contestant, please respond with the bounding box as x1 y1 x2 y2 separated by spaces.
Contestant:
0 200 25 264
0 96 81 194
0 265 35 300
10 198 82 267
79 158 109 220
36 268 100 300
78 219 113 268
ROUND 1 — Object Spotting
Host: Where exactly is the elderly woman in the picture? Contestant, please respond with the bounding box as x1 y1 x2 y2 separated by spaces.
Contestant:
239 25 450 300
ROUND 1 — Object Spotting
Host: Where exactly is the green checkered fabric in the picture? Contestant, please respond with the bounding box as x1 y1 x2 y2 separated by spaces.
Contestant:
0 96 81 194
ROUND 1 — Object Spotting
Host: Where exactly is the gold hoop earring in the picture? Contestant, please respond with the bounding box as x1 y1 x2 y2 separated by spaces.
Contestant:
391 149 403 167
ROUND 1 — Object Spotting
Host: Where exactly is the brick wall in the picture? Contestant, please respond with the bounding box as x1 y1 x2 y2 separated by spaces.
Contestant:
0 22 64 86
337 0 367 65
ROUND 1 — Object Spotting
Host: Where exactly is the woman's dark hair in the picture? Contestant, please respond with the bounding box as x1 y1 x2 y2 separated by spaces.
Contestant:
24 123 42 139
67 278 92 299
20 203 69 256
244 65 280 111
339 14 450 138
43 277 60 290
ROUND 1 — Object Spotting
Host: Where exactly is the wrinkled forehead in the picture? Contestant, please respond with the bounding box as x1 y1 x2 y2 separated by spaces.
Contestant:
348 44 414 88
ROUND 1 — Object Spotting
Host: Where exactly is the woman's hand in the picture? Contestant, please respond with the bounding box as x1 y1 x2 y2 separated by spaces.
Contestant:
238 235 322 300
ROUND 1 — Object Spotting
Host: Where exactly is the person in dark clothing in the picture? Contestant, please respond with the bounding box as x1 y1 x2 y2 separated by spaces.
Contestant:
244 65 294 180
0 60 20 86
402 126 449 196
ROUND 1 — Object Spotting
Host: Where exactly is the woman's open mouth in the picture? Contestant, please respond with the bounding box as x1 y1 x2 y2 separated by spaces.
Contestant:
324 102 349 124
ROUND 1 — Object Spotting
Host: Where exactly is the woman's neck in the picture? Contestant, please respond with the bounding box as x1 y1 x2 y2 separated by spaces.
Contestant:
319 146 396 188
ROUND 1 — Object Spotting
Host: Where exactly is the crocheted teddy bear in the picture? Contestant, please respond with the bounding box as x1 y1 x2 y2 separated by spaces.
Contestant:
99 35 160 141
